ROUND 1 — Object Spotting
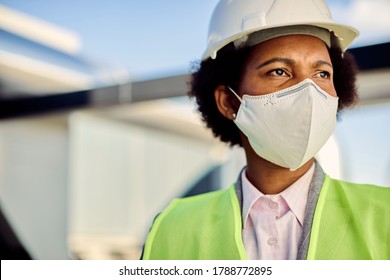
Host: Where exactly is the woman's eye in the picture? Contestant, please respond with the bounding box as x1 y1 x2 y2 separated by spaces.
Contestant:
317 71 330 79
270 69 288 76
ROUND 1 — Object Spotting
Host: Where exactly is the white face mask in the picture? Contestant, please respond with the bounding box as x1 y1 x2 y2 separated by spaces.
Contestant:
229 79 338 171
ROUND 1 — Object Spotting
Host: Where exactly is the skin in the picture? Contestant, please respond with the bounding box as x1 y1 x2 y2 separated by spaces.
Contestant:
214 35 337 194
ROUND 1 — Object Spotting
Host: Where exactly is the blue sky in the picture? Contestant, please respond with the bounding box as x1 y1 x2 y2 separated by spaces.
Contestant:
1 0 389 80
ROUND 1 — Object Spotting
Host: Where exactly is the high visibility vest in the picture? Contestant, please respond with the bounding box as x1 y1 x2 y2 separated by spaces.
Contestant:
142 175 390 259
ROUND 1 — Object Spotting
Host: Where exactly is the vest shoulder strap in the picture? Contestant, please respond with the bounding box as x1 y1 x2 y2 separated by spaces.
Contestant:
142 185 247 260
308 176 390 259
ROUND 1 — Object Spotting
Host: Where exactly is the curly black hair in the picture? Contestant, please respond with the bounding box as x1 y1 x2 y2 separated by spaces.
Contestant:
189 43 359 147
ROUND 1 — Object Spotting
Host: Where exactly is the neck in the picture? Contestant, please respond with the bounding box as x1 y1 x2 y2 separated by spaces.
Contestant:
244 151 314 195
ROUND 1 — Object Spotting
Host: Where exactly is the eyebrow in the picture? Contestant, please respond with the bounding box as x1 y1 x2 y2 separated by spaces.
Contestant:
256 57 333 70
256 57 295 70
313 60 333 69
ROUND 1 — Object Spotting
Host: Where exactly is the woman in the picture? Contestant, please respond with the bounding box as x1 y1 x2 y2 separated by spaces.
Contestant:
142 0 390 259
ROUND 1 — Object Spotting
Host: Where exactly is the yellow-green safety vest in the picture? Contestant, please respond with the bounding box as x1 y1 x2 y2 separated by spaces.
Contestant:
142 175 390 259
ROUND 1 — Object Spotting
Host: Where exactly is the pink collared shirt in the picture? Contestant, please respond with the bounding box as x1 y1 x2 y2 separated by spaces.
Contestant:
241 163 315 260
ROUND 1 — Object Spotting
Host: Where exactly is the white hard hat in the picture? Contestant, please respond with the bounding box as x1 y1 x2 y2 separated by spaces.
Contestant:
203 0 359 59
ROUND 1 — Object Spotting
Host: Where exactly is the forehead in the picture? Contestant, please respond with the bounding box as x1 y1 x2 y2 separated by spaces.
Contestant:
246 34 330 63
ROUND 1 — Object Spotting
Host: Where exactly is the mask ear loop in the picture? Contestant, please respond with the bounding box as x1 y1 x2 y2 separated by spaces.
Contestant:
227 86 242 103
227 86 242 120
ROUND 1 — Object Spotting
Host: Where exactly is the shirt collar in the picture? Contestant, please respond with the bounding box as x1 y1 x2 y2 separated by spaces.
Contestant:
241 163 315 228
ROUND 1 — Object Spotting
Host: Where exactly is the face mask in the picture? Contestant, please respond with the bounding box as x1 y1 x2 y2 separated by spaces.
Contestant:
229 79 338 171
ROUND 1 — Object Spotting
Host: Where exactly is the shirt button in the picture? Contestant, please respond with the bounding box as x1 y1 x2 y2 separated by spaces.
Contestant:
269 200 278 209
267 237 278 247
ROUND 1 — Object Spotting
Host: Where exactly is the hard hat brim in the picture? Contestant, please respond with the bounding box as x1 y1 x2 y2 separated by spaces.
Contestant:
203 22 359 60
